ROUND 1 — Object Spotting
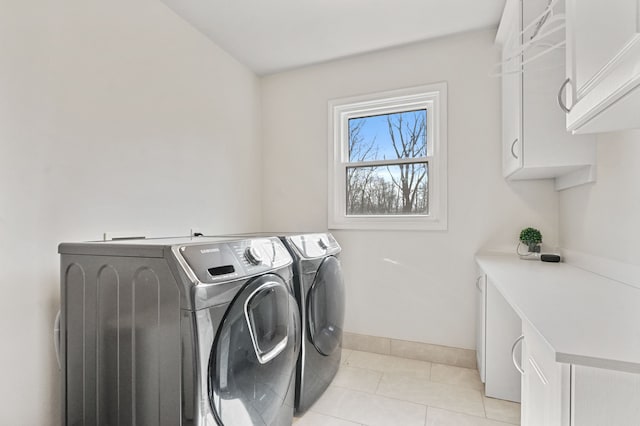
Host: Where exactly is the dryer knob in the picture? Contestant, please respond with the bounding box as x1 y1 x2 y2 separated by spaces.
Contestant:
245 246 263 265
318 238 329 250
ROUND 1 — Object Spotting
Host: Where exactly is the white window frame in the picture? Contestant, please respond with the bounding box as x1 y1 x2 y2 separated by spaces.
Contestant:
328 83 448 231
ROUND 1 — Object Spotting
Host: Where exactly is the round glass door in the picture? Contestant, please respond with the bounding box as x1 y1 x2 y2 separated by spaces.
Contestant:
307 256 345 356
208 274 300 426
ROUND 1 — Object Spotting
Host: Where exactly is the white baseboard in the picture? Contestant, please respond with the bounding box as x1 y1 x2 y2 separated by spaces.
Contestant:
343 332 477 369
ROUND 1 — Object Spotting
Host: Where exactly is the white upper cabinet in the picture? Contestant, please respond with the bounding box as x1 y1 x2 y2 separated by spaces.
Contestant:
565 0 640 133
501 10 523 178
497 0 597 191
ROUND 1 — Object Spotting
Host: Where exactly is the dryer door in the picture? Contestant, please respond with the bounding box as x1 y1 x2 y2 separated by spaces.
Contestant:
307 256 345 356
208 274 300 426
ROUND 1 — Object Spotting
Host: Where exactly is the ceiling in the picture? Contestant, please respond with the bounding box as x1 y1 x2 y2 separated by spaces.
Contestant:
160 0 506 76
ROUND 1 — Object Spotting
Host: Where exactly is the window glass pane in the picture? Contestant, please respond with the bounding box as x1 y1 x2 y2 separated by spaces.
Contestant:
348 109 427 162
346 163 428 215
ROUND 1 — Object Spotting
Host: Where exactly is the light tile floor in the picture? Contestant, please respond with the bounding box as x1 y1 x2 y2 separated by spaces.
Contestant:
294 349 520 426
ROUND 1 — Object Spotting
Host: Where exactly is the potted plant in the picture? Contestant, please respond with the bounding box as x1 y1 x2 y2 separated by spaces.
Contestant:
519 227 542 253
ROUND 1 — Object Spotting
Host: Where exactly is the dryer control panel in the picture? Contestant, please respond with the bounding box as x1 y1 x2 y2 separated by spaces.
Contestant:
177 238 292 284
288 233 341 259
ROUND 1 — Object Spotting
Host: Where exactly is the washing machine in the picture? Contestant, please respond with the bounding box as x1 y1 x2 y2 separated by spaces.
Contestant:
213 232 345 414
57 236 300 426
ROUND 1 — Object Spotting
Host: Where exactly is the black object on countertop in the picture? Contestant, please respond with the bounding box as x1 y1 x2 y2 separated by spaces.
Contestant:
541 254 561 263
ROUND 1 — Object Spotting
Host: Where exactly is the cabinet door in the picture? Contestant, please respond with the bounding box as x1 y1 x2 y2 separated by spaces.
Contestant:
520 321 569 426
521 336 551 426
521 345 545 426
572 365 640 426
502 3 523 177
566 0 640 132
485 279 521 402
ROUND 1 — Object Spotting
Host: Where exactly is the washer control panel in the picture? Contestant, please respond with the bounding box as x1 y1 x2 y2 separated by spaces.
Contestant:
231 238 291 274
244 246 263 265
177 237 292 284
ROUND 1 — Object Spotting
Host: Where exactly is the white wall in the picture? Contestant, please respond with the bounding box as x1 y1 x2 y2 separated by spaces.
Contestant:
0 1 261 423
559 131 640 266
261 29 560 350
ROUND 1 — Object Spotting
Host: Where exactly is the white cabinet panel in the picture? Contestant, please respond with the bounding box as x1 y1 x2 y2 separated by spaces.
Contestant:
485 278 522 402
475 270 486 383
566 0 640 133
572 365 640 426
501 1 523 178
572 0 637 90
520 321 569 426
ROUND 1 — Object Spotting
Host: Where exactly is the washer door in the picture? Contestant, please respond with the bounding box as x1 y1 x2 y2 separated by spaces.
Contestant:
307 256 345 356
209 274 300 426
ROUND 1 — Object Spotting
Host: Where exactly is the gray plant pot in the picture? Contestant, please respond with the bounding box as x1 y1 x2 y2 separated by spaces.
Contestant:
527 242 541 253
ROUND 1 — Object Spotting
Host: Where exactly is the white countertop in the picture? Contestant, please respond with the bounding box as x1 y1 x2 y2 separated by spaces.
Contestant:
476 254 640 374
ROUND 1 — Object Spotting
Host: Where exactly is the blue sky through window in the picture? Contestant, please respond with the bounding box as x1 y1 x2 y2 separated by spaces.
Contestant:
348 109 427 162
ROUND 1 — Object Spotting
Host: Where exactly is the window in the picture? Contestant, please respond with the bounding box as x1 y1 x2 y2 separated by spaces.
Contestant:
328 83 447 230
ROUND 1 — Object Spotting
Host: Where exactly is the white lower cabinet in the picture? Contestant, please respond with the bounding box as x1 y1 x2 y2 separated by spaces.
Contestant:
484 278 522 402
518 321 640 426
520 321 570 426
475 269 486 383
572 365 640 426
477 256 640 425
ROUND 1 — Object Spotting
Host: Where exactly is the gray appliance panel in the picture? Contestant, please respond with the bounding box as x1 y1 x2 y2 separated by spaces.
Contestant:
59 237 293 312
178 238 292 284
206 232 342 260
61 254 182 426
180 242 245 283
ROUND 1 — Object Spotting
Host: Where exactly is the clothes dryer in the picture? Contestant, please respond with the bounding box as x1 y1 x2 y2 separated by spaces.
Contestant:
283 233 344 414
212 232 345 414
58 236 300 426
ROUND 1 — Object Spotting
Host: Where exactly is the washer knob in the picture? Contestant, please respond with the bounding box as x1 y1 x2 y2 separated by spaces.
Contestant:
245 246 263 265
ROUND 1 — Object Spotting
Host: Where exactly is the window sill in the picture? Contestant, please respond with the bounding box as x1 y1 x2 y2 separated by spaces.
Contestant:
328 216 447 231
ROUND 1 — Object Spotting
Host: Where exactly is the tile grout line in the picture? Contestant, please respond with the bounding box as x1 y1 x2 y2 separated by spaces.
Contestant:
336 362 385 395
343 363 385 374
373 371 384 394
431 407 518 425
312 410 365 426
369 376 489 418
331 383 430 409
311 385 430 426
481 391 488 418
315 384 495 424
336 349 512 422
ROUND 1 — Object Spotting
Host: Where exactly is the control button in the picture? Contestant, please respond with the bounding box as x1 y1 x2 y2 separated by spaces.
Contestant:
318 237 328 250
245 246 263 265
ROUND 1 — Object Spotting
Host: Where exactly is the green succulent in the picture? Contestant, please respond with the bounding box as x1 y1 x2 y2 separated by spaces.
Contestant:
519 227 542 245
